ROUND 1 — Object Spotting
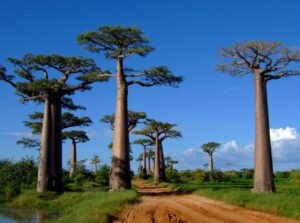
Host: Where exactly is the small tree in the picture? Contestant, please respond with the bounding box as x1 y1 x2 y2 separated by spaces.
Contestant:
201 142 220 181
132 139 153 178
90 155 101 173
217 41 300 192
63 131 90 177
78 26 183 191
133 120 182 182
147 149 155 174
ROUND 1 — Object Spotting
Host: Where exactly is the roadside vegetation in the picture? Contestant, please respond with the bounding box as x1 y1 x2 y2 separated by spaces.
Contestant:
141 168 300 220
0 158 137 223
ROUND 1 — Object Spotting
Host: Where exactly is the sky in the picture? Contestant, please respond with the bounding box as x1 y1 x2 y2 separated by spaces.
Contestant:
1 0 300 172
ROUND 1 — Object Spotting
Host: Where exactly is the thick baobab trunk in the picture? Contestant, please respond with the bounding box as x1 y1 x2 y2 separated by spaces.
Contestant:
147 152 151 174
208 153 214 181
70 140 76 177
154 134 160 182
110 55 131 191
159 141 166 181
152 157 155 173
50 97 63 192
142 147 147 178
252 74 275 193
37 97 51 193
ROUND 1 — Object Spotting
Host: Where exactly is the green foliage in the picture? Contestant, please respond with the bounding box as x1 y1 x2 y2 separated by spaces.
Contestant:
201 142 221 155
0 158 37 197
291 170 300 187
77 25 154 58
275 171 291 178
95 165 110 186
63 130 89 143
17 138 40 149
101 110 147 131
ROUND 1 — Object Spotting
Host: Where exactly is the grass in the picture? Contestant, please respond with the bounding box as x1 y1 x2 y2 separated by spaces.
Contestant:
1 184 138 223
159 178 300 221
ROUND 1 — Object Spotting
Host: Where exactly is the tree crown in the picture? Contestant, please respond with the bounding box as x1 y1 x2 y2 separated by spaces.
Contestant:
217 41 300 80
77 25 154 59
201 142 221 155
63 130 89 143
133 119 182 141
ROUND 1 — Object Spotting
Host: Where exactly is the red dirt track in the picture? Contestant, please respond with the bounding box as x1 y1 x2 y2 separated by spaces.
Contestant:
113 181 299 223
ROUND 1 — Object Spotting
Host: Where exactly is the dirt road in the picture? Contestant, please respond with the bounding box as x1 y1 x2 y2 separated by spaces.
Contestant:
113 181 299 223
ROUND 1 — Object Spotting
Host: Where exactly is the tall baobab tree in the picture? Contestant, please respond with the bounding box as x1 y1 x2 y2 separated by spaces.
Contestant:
217 41 300 193
17 111 92 178
63 131 90 177
90 155 101 173
201 142 220 181
133 120 182 182
78 25 183 191
0 54 107 192
132 139 153 178
147 149 155 174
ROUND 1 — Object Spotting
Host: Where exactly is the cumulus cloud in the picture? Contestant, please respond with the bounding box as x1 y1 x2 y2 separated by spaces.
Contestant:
270 127 298 141
177 126 300 171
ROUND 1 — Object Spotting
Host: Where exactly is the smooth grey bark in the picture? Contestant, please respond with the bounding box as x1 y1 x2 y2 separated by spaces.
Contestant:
252 74 275 193
37 97 51 193
152 157 155 173
50 97 63 192
142 147 147 178
110 56 131 191
70 139 76 177
208 153 214 181
147 153 151 174
159 141 166 181
154 133 160 182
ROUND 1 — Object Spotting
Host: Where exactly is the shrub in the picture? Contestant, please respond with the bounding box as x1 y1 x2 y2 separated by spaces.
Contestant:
95 165 110 186
291 170 300 187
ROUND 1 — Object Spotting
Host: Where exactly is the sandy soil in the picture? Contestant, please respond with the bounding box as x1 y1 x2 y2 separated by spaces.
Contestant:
113 181 300 223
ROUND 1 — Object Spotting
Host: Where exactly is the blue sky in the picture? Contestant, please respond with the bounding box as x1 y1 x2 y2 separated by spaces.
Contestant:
1 0 300 172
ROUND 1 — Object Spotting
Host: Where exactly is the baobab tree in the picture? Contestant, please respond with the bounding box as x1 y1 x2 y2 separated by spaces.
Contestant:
147 149 155 174
101 111 147 132
90 155 101 173
133 120 182 182
63 131 89 177
78 25 183 191
217 41 300 193
201 142 220 181
132 139 153 178
17 111 92 178
165 156 178 170
0 54 107 192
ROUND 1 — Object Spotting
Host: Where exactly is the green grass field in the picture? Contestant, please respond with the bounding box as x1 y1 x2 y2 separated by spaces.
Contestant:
1 184 137 223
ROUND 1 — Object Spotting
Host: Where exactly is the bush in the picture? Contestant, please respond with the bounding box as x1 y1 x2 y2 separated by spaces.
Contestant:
95 165 110 186
240 168 254 179
291 170 300 187
0 157 37 190
166 169 182 183
275 171 291 178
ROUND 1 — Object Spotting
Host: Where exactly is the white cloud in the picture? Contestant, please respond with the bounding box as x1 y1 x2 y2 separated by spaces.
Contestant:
270 127 298 141
176 126 300 171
